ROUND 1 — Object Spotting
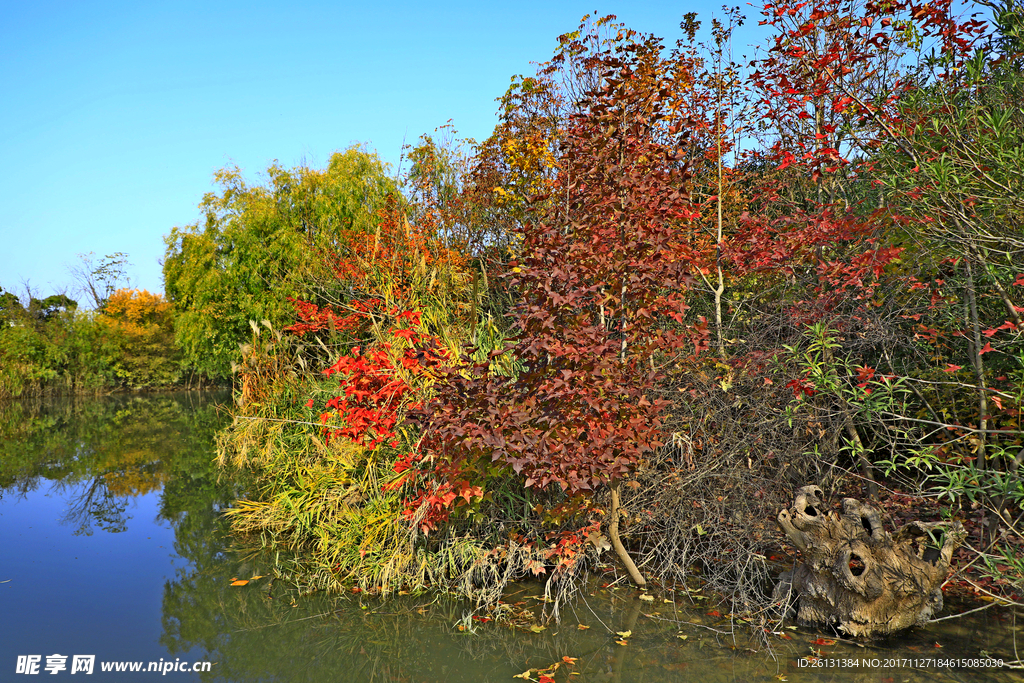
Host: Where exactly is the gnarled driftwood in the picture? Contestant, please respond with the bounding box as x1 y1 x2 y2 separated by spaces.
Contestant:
774 485 965 637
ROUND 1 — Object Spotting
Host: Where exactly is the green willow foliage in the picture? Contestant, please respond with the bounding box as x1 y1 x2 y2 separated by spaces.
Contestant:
162 146 400 380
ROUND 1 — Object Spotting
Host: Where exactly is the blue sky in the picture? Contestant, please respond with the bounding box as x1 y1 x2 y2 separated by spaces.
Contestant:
0 1 778 302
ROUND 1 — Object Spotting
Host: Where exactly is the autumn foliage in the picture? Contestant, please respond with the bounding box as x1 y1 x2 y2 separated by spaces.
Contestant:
219 2 1024 617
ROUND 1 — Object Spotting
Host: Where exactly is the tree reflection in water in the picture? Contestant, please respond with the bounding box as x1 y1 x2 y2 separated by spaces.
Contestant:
2 394 1019 682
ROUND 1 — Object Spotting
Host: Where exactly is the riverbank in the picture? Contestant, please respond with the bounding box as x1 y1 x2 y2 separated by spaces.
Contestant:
1 394 1020 681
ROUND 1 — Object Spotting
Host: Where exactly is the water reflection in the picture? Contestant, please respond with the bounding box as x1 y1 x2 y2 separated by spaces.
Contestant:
0 394 1020 682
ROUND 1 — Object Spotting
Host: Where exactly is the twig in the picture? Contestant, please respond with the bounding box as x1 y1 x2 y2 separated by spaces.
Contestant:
927 600 1000 623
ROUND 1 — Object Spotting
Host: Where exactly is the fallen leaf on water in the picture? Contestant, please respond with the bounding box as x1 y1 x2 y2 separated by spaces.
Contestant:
529 625 546 633
811 638 836 646
577 624 590 630
616 630 632 638
512 671 533 680
230 579 249 586
677 634 689 640
615 639 629 646
776 675 788 682
249 575 263 581
561 657 577 665
639 594 654 602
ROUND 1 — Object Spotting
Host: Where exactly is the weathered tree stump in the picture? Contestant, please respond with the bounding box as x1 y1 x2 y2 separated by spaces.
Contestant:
774 485 965 637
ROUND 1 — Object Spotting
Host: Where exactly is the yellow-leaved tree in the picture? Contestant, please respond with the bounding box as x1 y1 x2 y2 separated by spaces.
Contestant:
100 289 180 389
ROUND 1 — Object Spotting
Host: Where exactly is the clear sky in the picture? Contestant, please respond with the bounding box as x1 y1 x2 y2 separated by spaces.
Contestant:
0 1 778 302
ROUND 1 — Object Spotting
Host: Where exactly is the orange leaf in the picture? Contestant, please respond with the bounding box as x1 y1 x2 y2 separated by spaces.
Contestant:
230 579 249 586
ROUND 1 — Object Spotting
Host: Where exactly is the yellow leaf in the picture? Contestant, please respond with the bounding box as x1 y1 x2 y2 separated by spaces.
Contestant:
677 634 689 640
577 624 590 630
513 671 533 680
639 594 654 602
249 575 263 581
616 639 629 646
529 625 546 633
230 579 249 586
616 630 632 638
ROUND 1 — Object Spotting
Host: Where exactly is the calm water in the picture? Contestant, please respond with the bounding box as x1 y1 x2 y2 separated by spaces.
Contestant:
0 394 1020 682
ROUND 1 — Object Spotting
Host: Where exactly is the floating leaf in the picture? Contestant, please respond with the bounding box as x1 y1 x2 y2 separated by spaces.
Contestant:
639 594 655 602
811 638 836 646
577 624 590 630
529 624 546 633
615 639 629 646
677 634 689 640
230 579 249 586
616 630 632 638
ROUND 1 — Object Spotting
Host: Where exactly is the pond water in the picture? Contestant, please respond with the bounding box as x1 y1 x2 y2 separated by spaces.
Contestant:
0 393 1020 682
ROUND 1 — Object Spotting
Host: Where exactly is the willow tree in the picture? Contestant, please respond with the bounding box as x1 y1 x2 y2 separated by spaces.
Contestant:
162 146 399 380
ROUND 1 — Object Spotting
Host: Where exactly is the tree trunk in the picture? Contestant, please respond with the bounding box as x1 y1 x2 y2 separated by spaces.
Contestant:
774 485 964 637
609 480 646 588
